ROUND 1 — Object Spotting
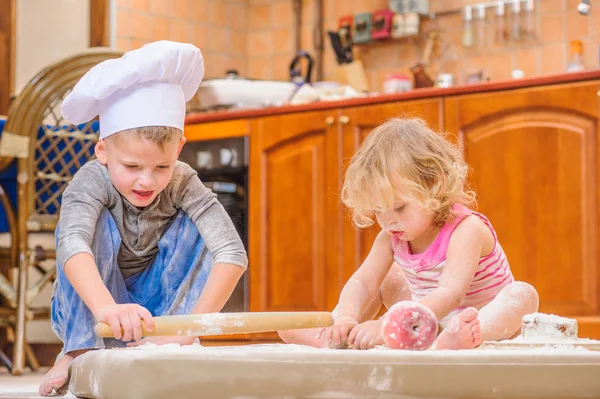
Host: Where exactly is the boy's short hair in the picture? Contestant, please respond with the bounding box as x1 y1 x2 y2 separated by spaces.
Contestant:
117 126 182 151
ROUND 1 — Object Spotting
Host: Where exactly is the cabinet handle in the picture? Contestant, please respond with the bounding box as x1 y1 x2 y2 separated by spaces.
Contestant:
325 116 335 126
339 115 350 125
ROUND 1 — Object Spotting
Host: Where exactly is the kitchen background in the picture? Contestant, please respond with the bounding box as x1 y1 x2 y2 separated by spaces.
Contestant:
113 0 600 91
5 0 600 347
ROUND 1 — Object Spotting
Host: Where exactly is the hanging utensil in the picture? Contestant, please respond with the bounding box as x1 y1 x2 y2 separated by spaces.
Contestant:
289 50 314 85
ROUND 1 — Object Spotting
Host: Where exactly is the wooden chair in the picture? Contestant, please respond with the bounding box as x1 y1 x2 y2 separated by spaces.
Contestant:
0 48 122 375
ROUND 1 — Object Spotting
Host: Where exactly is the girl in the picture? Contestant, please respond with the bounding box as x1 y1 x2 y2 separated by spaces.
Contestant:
278 117 539 350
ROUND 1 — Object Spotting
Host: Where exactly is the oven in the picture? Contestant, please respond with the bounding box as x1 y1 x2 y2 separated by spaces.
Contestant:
178 136 248 312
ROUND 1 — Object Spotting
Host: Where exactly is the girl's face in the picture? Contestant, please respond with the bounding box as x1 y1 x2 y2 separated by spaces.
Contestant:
375 199 436 243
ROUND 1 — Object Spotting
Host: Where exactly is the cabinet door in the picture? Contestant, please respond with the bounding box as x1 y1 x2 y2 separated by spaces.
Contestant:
444 82 600 338
336 100 444 295
248 111 338 312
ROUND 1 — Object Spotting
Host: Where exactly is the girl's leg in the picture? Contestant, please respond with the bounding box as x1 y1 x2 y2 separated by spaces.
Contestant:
478 281 539 342
434 281 539 350
125 210 215 317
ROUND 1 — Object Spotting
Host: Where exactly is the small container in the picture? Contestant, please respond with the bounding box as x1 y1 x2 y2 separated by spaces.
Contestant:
435 73 455 88
371 9 395 40
353 12 373 44
383 74 413 93
389 0 430 15
404 12 420 36
567 40 585 72
511 69 525 79
338 15 354 44
391 13 405 38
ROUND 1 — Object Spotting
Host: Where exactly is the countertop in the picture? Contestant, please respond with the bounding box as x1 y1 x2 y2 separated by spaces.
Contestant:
185 70 600 125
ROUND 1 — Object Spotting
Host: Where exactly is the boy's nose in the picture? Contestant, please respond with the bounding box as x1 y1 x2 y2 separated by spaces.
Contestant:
138 174 156 188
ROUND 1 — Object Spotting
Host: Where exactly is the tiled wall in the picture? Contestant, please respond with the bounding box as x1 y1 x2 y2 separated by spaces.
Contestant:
115 0 247 78
116 0 600 91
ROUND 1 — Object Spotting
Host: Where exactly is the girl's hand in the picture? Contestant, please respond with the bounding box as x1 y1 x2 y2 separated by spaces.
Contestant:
94 303 154 342
348 319 384 350
127 336 197 347
325 316 358 348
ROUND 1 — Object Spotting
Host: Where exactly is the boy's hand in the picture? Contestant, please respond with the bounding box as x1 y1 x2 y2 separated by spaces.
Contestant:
94 304 154 342
325 315 358 348
127 336 197 347
347 319 384 350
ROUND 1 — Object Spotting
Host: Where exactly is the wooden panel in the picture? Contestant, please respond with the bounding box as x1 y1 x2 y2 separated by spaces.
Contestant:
336 100 443 295
185 119 249 141
0 0 15 114
90 0 109 47
445 82 600 338
249 111 338 312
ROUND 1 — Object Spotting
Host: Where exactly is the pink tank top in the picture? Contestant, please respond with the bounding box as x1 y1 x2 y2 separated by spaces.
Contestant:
391 204 514 309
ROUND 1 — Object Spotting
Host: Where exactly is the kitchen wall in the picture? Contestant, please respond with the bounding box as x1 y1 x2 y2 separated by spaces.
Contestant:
116 0 600 91
115 0 247 79
16 0 90 93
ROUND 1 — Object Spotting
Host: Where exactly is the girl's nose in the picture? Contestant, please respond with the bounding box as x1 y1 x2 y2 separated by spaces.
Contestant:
383 212 398 226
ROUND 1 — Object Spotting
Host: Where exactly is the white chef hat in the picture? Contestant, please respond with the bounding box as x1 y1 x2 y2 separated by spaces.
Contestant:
61 40 204 140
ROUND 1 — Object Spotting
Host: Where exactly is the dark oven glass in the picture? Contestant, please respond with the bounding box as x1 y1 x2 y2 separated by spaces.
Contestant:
178 136 248 312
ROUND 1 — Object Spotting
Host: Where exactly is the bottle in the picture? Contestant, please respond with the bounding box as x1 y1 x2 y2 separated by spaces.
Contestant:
495 1 507 46
521 0 536 42
567 40 585 72
509 0 521 43
462 5 474 48
474 3 486 49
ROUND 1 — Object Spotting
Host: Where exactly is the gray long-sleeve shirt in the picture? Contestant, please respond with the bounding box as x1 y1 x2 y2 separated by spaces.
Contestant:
57 160 248 279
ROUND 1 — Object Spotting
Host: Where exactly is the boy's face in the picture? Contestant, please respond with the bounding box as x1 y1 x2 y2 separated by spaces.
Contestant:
95 130 185 207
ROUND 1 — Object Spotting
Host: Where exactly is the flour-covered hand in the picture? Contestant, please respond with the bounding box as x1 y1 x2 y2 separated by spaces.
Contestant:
348 319 384 350
325 315 358 349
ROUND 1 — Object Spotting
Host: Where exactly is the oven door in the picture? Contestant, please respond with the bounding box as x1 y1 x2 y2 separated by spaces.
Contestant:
204 181 248 313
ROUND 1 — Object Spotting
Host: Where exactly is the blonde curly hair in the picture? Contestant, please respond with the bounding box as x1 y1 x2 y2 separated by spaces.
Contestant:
341 117 476 228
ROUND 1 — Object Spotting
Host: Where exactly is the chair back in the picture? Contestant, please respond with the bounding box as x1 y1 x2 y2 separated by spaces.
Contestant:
1 49 122 235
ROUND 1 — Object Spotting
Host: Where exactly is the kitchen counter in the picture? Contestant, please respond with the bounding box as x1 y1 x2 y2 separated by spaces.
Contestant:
185 70 600 125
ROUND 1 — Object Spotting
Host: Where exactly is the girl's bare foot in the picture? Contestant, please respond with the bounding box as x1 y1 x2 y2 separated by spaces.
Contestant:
38 349 90 396
434 308 482 350
277 328 328 348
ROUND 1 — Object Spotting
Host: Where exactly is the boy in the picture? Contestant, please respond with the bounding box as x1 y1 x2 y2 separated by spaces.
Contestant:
39 41 247 396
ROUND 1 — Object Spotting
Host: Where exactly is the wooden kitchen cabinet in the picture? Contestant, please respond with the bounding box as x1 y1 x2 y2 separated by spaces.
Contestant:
248 110 338 312
249 99 443 313
444 81 600 338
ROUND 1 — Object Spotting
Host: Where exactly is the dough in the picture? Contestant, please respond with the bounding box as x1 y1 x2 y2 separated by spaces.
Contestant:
69 343 600 399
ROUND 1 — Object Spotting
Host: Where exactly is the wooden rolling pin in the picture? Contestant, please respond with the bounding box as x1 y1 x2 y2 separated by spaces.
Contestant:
94 311 333 338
